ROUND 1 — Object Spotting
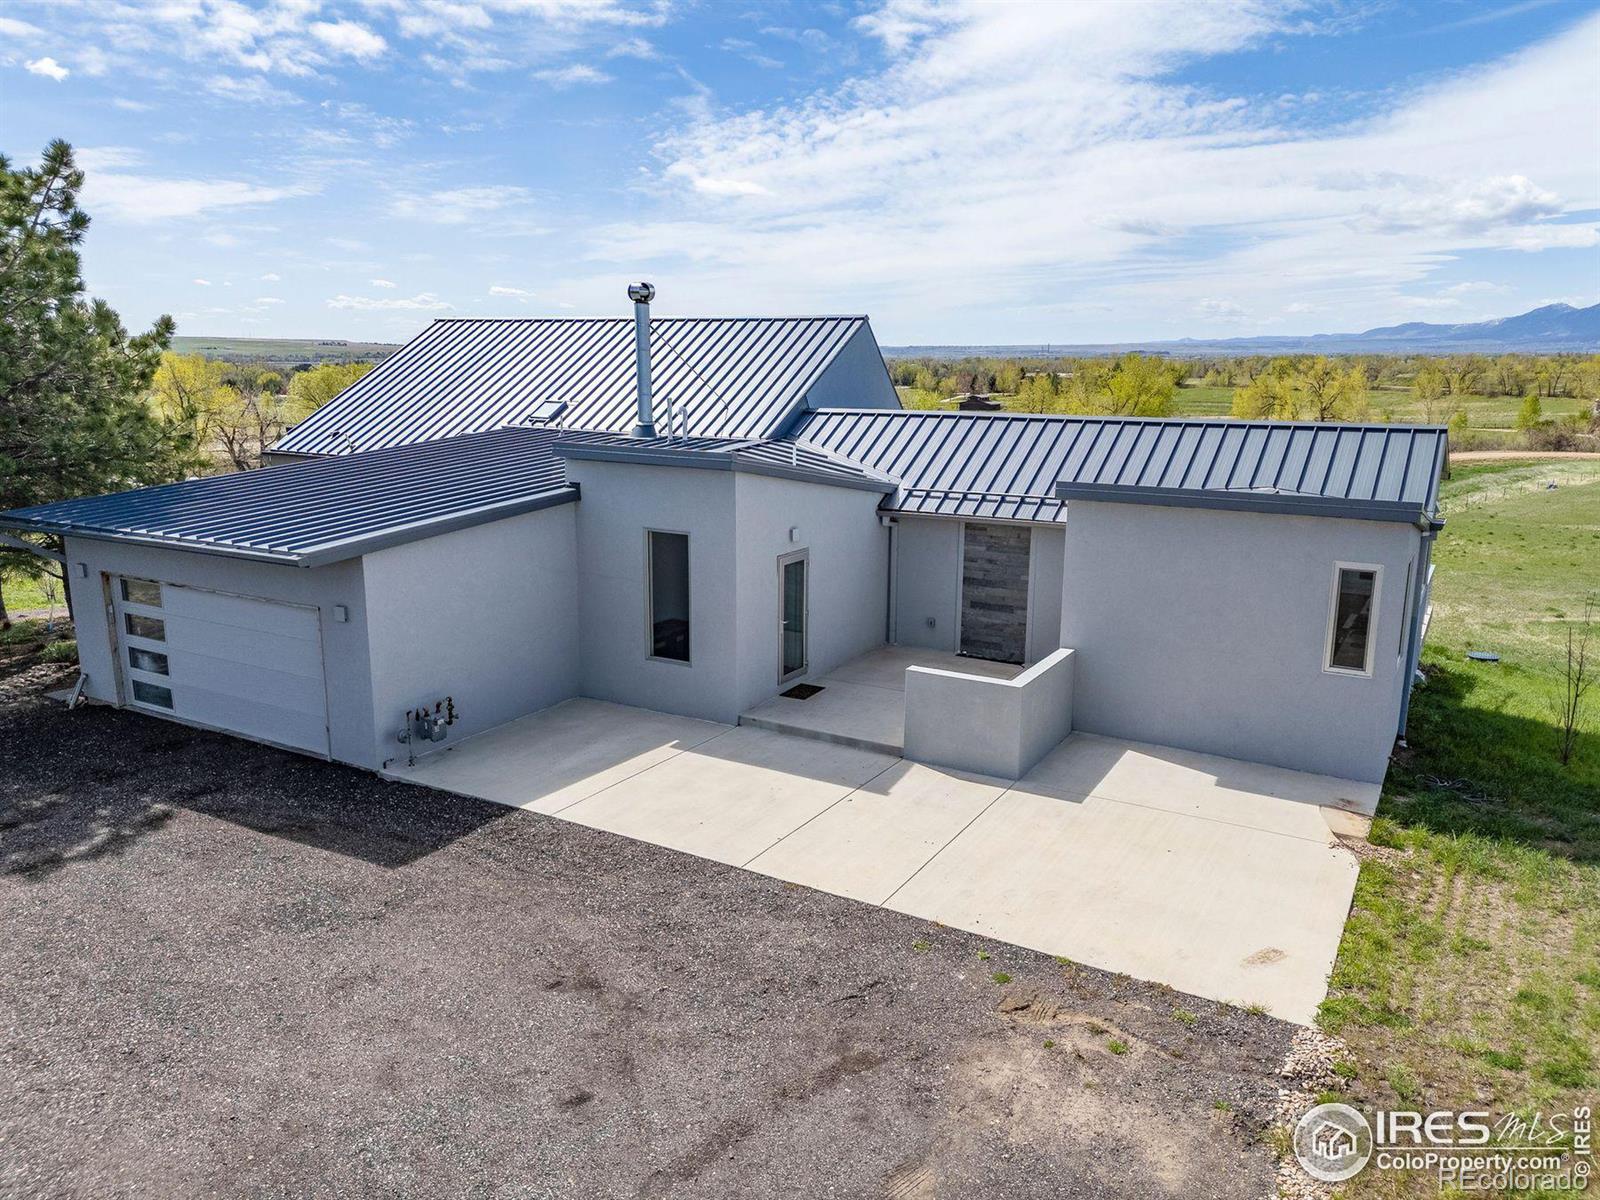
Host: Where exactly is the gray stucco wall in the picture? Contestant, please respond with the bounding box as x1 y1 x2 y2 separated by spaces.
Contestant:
567 459 888 724
731 473 888 711
566 460 741 723
61 535 377 766
1058 500 1421 783
1027 525 1066 665
798 324 901 412
892 517 959 653
361 505 580 769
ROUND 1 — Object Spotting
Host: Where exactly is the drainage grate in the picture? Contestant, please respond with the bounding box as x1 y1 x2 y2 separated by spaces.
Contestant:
780 683 825 700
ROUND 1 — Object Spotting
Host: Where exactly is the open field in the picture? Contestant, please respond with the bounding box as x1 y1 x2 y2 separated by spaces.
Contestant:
903 382 1594 431
1319 459 1600 1197
170 336 401 369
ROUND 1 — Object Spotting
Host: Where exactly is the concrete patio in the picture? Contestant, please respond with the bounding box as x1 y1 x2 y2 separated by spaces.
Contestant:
385 695 1374 1023
737 645 1023 754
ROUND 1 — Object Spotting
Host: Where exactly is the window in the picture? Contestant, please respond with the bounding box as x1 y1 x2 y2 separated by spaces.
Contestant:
647 530 690 662
1397 562 1413 659
124 613 166 641
128 647 169 675
131 680 173 709
120 577 162 606
1325 564 1381 676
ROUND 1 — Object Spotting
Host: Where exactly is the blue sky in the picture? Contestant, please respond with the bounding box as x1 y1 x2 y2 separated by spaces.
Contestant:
3 0 1597 345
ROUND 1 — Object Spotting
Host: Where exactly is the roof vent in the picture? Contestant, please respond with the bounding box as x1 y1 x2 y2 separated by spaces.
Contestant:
629 281 656 437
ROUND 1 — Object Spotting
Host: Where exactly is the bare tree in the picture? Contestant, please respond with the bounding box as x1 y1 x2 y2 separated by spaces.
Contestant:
1555 596 1595 767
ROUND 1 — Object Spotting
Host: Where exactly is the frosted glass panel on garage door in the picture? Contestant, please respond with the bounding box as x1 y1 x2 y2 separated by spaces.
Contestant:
114 579 329 756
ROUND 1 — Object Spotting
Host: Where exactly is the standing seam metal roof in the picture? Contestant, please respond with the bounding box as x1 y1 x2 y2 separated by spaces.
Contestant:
788 409 1445 525
0 427 618 566
271 316 874 455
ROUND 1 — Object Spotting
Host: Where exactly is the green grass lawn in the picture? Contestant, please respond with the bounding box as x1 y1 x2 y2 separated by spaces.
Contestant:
1318 459 1600 1198
1 569 65 616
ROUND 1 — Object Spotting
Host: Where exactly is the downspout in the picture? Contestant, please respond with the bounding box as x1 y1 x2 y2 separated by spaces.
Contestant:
885 514 899 645
1396 519 1441 743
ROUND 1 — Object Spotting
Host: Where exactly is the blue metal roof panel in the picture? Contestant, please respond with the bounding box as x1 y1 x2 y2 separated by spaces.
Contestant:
789 410 1445 524
272 316 876 455
0 427 615 566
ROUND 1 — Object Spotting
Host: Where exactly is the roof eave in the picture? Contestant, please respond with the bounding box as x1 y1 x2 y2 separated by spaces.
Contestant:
2 484 581 569
555 442 894 495
1051 482 1431 525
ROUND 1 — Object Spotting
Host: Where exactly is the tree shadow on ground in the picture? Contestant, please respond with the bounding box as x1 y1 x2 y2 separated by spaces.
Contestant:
0 700 511 879
1387 661 1600 861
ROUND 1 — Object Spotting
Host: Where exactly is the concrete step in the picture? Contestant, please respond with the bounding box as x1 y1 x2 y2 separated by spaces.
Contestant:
736 713 903 758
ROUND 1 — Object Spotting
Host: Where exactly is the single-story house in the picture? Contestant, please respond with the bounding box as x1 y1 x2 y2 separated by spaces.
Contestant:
2 289 1445 785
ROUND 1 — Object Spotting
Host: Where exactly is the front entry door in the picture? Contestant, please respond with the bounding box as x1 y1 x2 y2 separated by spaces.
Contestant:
960 523 1030 664
779 551 808 681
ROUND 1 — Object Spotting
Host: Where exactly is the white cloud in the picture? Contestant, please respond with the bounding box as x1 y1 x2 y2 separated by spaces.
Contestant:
25 57 69 82
254 296 285 305
389 185 544 228
489 284 533 296
260 272 281 282
82 171 307 222
1195 298 1246 320
0 16 43 38
112 98 153 112
607 37 657 59
371 278 397 288
310 20 387 60
206 75 301 105
532 63 612 87
327 292 452 311
77 46 109 76
192 278 211 286
605 1 1600 339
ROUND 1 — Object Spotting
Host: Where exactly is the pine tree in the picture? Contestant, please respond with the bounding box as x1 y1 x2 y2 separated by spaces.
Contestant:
0 140 195 625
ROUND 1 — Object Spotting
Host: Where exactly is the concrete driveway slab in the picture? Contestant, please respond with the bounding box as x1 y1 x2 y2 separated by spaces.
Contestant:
383 699 730 814
745 761 1008 904
557 726 897 866
1026 731 1380 821
884 788 1358 1024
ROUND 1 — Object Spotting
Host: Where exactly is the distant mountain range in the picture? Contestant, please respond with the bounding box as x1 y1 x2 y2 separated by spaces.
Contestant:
883 302 1600 358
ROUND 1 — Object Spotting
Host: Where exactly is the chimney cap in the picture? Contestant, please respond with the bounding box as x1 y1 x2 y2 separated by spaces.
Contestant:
627 281 656 304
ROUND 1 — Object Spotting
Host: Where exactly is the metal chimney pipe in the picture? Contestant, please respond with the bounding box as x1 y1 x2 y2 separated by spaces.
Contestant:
627 281 656 437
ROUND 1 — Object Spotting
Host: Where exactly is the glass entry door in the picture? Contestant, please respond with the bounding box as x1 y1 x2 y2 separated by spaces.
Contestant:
779 551 808 682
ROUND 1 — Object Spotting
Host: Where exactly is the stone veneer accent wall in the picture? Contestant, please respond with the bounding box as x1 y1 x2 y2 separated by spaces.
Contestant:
959 522 1030 664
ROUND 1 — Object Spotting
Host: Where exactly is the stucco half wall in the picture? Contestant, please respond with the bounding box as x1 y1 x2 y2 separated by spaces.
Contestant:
1059 500 1421 783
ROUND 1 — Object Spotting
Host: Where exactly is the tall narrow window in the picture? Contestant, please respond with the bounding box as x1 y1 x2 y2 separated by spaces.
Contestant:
1326 565 1380 676
648 530 690 662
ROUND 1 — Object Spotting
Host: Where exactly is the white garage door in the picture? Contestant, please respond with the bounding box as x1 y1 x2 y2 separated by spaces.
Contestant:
112 576 330 756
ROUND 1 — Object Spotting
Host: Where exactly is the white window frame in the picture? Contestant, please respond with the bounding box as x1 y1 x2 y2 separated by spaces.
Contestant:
1323 561 1383 678
644 527 692 666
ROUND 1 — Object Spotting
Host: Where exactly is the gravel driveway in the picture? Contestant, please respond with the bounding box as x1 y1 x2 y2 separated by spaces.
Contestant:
1 691 1294 1199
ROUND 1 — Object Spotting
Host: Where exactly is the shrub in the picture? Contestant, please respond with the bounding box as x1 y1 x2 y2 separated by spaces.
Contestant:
41 639 78 664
